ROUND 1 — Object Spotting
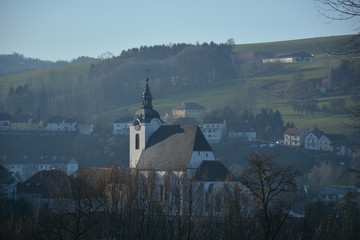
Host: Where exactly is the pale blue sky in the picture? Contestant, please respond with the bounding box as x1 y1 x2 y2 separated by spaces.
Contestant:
0 0 358 61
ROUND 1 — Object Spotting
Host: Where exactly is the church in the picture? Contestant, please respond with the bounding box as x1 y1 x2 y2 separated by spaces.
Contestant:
128 78 237 216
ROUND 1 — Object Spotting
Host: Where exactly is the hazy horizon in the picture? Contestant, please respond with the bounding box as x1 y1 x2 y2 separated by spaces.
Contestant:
1 0 358 61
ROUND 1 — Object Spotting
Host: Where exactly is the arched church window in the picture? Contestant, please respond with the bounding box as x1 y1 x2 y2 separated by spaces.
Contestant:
135 134 140 149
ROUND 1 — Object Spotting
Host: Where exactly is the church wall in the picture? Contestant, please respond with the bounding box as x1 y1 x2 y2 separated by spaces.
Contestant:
187 151 215 169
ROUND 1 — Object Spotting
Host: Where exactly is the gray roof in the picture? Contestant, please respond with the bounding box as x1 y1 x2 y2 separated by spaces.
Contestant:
203 117 224 124
137 125 212 171
193 160 234 182
0 112 12 121
12 112 34 122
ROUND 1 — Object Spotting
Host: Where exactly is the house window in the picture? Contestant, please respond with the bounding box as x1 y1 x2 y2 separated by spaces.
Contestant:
135 134 140 149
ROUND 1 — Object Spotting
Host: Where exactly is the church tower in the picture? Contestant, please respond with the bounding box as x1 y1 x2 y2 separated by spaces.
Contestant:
129 78 163 169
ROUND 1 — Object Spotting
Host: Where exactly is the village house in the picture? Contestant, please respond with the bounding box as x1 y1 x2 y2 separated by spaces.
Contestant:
11 112 41 131
1 155 78 181
228 121 256 142
304 129 325 150
16 170 69 210
0 112 12 131
262 51 314 63
297 128 349 155
172 102 206 120
113 117 132 135
128 78 237 216
78 122 94 135
283 128 308 147
200 117 226 143
46 116 78 132
319 185 359 202
317 134 333 151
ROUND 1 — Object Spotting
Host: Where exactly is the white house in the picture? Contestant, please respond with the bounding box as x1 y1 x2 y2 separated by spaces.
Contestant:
1 155 78 181
113 117 132 135
304 130 324 150
200 117 227 143
46 116 78 132
262 51 314 63
284 128 308 147
172 102 206 120
228 121 256 142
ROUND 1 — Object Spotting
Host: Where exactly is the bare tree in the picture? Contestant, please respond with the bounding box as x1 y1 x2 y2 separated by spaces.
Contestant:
315 0 360 58
240 152 298 240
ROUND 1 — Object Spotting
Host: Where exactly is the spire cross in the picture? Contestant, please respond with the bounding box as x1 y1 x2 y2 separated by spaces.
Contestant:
145 69 150 80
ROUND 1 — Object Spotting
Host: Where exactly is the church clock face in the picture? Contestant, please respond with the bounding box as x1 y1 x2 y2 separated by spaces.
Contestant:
133 119 141 131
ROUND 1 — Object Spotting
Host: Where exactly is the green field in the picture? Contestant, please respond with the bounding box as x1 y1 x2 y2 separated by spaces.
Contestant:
0 35 358 137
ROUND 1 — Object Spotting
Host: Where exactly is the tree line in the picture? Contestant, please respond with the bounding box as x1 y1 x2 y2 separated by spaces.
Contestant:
2 42 235 120
1 152 359 240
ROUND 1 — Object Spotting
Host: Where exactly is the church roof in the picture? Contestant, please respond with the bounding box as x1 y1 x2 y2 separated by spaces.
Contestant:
193 160 235 182
136 125 212 171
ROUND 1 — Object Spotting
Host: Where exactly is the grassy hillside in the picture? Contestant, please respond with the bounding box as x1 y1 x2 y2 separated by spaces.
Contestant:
95 74 355 136
0 35 358 138
233 35 353 55
95 36 359 136
0 61 94 99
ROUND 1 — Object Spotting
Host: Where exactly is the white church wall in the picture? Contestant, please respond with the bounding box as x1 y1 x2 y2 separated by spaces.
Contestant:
187 151 215 169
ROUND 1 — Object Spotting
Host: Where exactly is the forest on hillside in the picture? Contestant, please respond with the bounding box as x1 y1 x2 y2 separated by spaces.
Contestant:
1 39 359 122
2 42 235 119
0 53 97 77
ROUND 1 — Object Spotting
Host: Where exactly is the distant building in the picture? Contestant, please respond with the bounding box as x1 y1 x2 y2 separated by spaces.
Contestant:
200 117 227 143
1 155 78 181
262 51 314 63
46 116 78 132
319 185 359 202
304 129 324 150
113 117 132 135
78 122 94 135
283 128 308 147
17 170 70 210
11 112 39 131
172 102 206 120
228 121 256 142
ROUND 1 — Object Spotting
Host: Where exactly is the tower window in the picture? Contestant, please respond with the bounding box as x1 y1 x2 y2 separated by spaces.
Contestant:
135 134 140 149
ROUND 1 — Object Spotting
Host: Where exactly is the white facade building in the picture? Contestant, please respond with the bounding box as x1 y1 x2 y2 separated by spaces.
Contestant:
1 155 78 181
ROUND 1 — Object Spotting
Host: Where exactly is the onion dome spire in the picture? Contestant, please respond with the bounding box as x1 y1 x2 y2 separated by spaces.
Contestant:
142 78 153 109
